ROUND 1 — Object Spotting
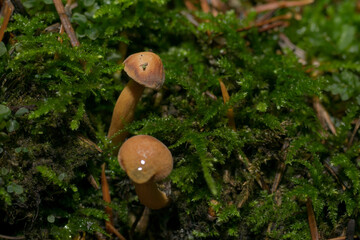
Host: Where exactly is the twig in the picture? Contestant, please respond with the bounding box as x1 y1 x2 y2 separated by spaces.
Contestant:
209 0 228 12
181 10 199 27
278 33 307 65
236 13 292 32
78 135 102 153
236 182 250 208
219 79 236 131
87 174 100 190
135 207 151 236
199 0 210 13
0 0 14 42
101 163 113 234
306 198 320 240
348 118 360 148
59 0 76 37
258 20 290 32
254 0 314 13
323 159 347 191
52 0 79 47
204 90 218 100
347 219 356 240
313 96 337 135
265 190 283 240
327 237 359 240
105 222 127 240
237 153 270 192
0 234 25 240
271 140 289 193
184 0 198 11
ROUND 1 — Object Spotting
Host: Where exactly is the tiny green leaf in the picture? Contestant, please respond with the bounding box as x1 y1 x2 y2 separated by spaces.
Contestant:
0 168 9 175
15 108 29 117
13 184 24 194
6 120 19 132
72 13 87 25
0 42 7 57
256 102 268 112
0 105 11 121
58 173 66 181
84 0 95 7
7 185 14 193
15 147 22 153
47 215 55 223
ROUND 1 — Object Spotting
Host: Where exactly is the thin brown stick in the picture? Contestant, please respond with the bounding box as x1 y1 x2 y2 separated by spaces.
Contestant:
254 0 314 13
135 207 151 236
219 79 236 131
0 0 14 42
53 0 79 47
348 118 360 148
236 183 250 208
259 21 290 32
199 0 210 13
236 13 292 32
78 135 102 153
199 0 212 35
323 161 347 191
0 234 25 240
306 198 320 240
105 222 127 240
58 0 74 38
278 33 307 65
205 90 218 100
313 96 337 135
184 0 198 11
237 153 270 192
101 163 113 234
271 140 289 193
326 237 358 240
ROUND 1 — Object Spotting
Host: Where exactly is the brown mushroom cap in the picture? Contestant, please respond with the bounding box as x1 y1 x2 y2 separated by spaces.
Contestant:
118 135 173 184
123 52 165 90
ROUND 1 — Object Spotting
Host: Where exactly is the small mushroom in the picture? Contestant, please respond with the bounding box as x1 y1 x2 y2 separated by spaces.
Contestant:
108 52 165 149
118 135 173 209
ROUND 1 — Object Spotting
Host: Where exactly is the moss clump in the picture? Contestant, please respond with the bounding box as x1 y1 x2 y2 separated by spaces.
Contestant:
1 0 359 239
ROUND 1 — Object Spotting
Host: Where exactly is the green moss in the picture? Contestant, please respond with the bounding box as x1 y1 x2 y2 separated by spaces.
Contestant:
1 0 360 239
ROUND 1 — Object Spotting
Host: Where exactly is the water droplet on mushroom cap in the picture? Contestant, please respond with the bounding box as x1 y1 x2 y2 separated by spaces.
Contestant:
118 135 173 184
123 52 165 90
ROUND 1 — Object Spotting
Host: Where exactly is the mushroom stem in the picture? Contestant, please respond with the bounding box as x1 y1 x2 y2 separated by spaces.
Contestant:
107 80 145 148
133 180 170 210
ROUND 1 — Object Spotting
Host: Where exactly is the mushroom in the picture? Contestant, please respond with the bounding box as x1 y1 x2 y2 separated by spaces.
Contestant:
107 52 165 149
118 135 173 209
